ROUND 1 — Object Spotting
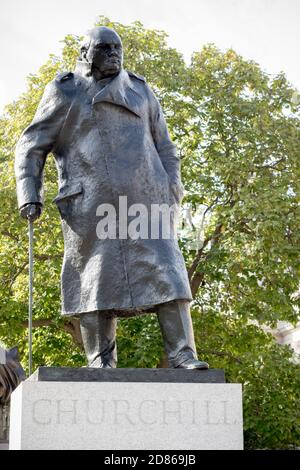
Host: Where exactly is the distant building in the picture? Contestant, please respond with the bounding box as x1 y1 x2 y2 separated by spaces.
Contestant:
270 322 300 362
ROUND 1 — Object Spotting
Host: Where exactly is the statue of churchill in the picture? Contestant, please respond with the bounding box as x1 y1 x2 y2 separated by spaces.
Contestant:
15 26 209 370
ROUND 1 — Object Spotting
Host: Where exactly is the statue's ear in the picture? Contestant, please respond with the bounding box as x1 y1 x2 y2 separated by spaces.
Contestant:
7 346 18 361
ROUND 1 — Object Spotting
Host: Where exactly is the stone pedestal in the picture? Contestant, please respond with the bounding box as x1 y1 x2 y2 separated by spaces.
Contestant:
0 346 8 449
9 368 243 450
0 404 9 448
0 347 6 365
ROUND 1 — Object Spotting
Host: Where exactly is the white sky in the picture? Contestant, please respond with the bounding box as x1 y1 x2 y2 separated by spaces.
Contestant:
0 0 299 114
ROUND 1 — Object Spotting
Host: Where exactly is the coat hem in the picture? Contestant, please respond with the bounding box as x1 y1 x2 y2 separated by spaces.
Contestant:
61 295 193 318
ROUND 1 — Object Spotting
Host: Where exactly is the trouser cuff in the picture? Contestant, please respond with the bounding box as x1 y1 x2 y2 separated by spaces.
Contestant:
168 350 197 368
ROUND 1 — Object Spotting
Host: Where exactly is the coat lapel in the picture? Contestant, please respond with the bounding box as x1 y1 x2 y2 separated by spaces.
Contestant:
92 69 143 118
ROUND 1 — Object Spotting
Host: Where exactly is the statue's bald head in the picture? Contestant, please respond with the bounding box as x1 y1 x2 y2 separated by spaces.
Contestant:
83 26 122 47
80 27 123 78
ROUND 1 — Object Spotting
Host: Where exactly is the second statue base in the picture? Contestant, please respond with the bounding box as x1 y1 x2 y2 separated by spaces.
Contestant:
9 367 243 450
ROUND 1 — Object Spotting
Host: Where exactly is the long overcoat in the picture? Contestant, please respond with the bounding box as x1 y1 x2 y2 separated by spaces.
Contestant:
15 61 192 316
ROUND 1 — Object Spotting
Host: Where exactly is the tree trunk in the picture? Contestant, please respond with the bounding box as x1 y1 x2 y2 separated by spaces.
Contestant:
157 354 168 368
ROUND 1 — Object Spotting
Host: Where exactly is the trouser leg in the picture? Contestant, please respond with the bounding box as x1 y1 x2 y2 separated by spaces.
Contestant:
157 300 209 369
80 311 117 368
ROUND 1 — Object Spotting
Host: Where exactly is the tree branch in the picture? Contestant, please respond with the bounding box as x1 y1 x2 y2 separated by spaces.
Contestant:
21 319 54 328
188 222 224 297
7 261 28 289
198 349 243 364
190 272 205 297
255 157 285 170
35 253 63 261
1 230 20 242
188 236 210 281
20 318 83 350
62 319 83 350
188 222 224 280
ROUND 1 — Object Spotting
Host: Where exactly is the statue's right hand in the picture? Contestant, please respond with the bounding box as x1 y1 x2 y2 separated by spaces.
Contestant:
19 203 42 222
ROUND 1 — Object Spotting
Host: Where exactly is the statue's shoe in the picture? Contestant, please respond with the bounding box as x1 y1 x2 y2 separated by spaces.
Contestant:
176 358 209 370
87 358 116 368
102 363 115 368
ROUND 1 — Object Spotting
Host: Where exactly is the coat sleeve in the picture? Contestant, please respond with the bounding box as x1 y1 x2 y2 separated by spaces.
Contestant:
147 86 182 188
14 79 70 209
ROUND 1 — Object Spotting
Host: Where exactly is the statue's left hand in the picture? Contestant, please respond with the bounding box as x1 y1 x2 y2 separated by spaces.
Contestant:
170 181 185 204
19 203 42 222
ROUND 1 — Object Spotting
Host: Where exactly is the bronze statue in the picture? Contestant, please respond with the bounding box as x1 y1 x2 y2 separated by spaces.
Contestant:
15 27 209 370
0 348 25 404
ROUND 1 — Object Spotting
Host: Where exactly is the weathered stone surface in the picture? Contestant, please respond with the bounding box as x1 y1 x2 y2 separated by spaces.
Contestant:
10 379 243 450
0 348 5 365
30 367 225 383
0 404 9 443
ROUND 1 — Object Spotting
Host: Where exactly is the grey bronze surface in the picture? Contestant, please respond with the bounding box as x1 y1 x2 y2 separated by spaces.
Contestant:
79 300 209 369
15 26 209 369
80 312 117 368
0 348 25 404
30 367 224 383
15 26 191 315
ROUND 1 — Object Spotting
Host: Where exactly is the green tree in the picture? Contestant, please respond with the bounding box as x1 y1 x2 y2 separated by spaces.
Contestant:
0 17 299 449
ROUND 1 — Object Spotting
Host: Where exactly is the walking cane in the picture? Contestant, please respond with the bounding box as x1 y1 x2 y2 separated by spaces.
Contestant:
27 208 35 377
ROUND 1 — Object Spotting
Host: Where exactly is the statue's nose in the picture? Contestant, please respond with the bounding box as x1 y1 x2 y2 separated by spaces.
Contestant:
108 46 119 56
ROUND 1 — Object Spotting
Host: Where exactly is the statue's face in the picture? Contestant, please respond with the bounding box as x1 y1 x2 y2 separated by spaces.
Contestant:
86 28 123 77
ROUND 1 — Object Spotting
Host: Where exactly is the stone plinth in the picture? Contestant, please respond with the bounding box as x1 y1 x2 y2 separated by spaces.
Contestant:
0 347 5 365
9 368 243 450
31 366 225 383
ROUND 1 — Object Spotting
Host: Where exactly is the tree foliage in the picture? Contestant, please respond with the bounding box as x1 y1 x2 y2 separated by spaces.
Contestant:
0 17 299 449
